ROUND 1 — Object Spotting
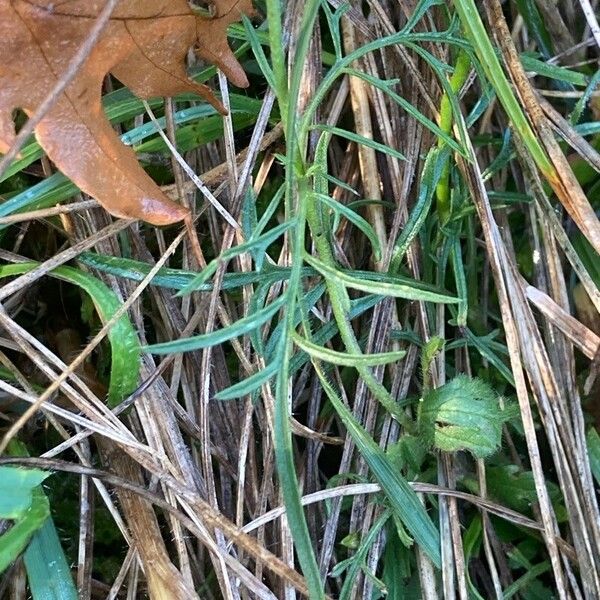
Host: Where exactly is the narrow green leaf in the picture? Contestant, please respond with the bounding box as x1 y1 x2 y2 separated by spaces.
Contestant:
304 254 459 303
79 253 313 293
401 0 444 33
312 125 406 160
215 360 280 400
313 363 442 567
343 68 466 157
178 220 294 295
502 561 551 600
145 295 286 355
243 15 278 93
314 192 382 261
391 147 449 267
450 236 468 327
520 54 587 86
292 332 405 367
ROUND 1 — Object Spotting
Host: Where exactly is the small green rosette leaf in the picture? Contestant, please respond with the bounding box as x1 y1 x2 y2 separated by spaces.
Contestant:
418 375 509 458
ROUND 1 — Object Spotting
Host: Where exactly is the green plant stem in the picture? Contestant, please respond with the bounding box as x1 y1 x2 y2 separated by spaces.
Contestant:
272 1 328 597
265 0 288 122
304 191 413 430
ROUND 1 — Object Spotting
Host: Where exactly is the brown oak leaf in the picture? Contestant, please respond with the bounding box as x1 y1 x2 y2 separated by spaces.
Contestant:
0 0 252 225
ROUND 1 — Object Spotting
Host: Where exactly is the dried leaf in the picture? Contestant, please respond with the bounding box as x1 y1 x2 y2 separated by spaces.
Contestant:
0 0 252 225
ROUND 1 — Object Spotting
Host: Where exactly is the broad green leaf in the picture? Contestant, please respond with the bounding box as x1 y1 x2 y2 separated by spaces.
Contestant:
464 465 566 522
0 467 49 518
0 484 49 574
419 375 509 458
